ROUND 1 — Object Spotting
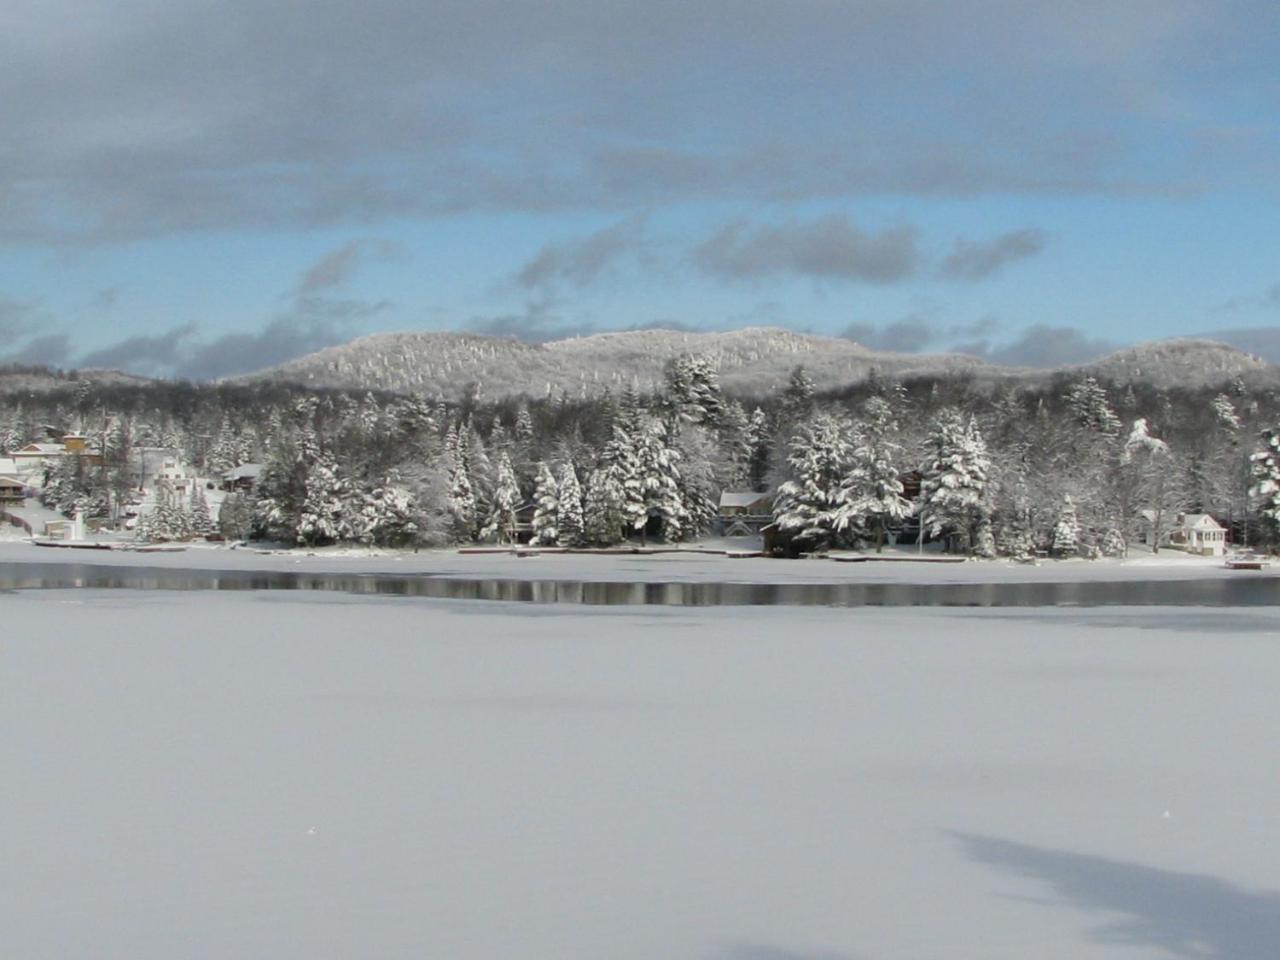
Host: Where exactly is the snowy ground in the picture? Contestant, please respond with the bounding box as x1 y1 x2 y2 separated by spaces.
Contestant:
0 539 1272 587
3 591 1279 959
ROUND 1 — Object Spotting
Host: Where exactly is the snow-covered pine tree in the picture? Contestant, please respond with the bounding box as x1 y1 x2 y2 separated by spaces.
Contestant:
1250 429 1280 549
663 353 723 427
772 410 856 549
671 425 718 540
189 486 214 538
828 397 912 552
556 462 584 546
530 461 560 545
360 480 419 547
1051 495 1080 557
1066 377 1122 437
583 467 626 545
746 406 771 489
918 410 992 554
632 416 685 541
482 451 521 544
714 400 753 488
600 418 645 536
445 428 477 542
463 423 495 527
296 452 346 546
514 403 535 444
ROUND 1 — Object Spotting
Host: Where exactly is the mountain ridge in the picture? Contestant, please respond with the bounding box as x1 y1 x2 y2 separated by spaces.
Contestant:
230 327 1274 398
3 329 1273 399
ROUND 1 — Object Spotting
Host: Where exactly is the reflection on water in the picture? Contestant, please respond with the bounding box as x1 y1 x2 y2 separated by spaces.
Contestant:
0 562 1275 606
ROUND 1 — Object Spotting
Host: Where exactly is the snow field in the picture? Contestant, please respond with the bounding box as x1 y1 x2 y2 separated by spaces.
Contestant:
3 592 1279 959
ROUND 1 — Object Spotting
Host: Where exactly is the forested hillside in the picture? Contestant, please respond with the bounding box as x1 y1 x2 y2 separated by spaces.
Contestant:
5 348 1280 555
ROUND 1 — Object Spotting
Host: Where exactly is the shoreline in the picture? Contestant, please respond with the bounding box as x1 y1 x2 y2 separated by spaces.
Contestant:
0 539 1273 588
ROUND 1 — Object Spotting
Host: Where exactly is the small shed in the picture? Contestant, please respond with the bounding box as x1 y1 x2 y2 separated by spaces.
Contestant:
1180 513 1227 557
43 515 85 541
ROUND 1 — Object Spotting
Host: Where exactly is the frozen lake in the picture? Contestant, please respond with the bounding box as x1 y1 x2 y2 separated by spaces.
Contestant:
3 590 1279 959
2 554 1278 606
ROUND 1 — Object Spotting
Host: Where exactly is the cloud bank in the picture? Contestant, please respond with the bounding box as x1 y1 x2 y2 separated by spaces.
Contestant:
3 0 1271 245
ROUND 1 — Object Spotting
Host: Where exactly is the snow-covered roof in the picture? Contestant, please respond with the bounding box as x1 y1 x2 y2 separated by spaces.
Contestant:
718 491 772 509
0 458 16 474
0 474 25 487
15 442 65 455
1182 513 1224 531
223 463 264 480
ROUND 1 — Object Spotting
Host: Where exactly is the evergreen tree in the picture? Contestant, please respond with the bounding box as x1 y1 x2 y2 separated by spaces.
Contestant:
583 467 626 545
1250 429 1280 549
601 418 645 535
217 493 254 541
296 452 346 546
828 397 912 551
445 425 478 542
1051 495 1080 557
530 461 560 545
628 416 685 541
746 406 772 490
482 451 521 543
556 462 585 546
772 411 856 548
919 410 991 553
1066 377 1121 437
780 365 816 424
189 486 214 537
360 480 419 547
663 353 723 427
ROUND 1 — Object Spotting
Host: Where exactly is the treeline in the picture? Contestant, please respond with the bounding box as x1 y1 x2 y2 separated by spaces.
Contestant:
3 358 1280 553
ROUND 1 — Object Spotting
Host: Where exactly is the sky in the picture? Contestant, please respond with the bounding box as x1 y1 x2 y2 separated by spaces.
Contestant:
2 0 1279 379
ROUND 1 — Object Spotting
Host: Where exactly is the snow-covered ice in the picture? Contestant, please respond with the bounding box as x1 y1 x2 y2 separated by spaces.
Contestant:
3 589 1279 959
0 539 1272 587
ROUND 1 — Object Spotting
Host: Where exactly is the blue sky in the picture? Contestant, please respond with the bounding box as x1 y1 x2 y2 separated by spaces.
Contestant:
2 0 1278 377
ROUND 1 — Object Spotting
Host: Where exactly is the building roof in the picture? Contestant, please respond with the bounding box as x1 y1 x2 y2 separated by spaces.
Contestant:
223 463 264 480
0 474 25 488
0 458 16 474
719 491 772 509
15 442 65 455
1182 513 1225 531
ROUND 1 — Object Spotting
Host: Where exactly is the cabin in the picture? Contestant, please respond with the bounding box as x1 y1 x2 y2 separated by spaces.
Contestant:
221 463 263 494
0 474 25 504
1179 513 1228 557
716 490 773 536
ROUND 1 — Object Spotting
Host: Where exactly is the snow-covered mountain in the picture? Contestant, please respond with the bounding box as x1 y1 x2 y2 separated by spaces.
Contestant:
232 327 1007 398
0 365 155 394
1081 338 1271 388
233 327 1275 398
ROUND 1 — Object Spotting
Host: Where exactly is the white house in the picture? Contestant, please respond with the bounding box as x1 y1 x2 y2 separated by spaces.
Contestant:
9 442 66 476
1180 513 1228 557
